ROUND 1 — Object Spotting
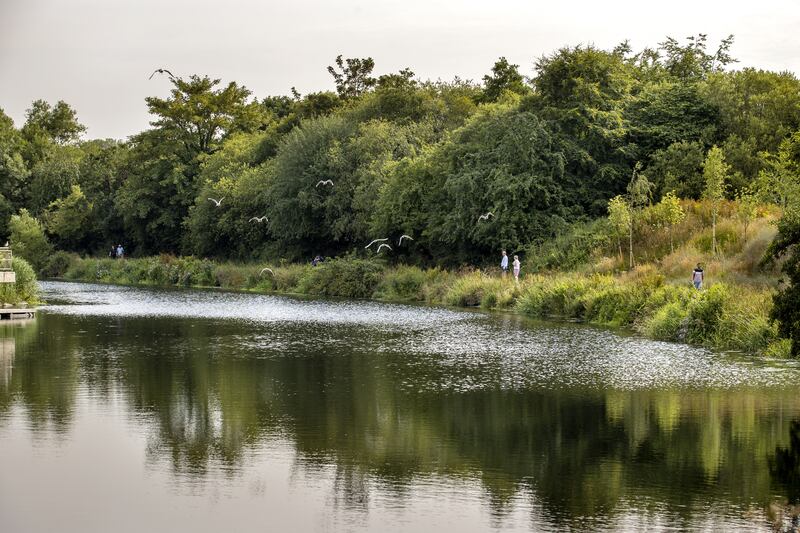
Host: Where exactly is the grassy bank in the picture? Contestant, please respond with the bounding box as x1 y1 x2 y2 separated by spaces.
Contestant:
0 257 39 306
50 253 789 357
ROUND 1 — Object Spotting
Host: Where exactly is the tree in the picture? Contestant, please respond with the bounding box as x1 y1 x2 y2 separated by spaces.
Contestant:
756 132 800 208
624 163 654 268
735 189 759 241
657 34 736 81
145 75 265 155
607 195 631 260
21 99 86 145
8 209 52 272
768 209 800 356
44 184 94 252
703 146 729 255
480 57 530 103
655 191 685 253
327 55 377 99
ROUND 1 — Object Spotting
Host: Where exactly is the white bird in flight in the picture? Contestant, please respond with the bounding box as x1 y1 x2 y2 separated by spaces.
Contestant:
208 197 224 207
249 216 268 223
398 234 413 245
376 243 392 253
316 180 334 187
365 238 388 249
478 212 494 221
259 268 275 276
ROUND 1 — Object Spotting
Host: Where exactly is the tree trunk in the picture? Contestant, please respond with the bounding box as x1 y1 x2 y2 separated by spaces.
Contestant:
670 226 674 254
628 222 634 270
712 209 717 255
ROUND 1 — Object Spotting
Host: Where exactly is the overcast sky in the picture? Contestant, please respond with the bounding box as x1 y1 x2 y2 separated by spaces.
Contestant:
2 0 799 140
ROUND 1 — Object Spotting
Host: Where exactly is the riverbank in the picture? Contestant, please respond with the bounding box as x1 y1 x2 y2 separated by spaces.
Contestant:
52 254 789 357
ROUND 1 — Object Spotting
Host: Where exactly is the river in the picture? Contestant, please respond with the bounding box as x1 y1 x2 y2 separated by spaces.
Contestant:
1 281 800 532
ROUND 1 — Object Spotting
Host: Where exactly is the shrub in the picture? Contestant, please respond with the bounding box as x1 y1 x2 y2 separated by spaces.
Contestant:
377 265 427 301
8 209 52 273
297 258 382 298
443 272 500 307
0 257 40 305
685 283 730 344
644 301 689 341
40 251 79 278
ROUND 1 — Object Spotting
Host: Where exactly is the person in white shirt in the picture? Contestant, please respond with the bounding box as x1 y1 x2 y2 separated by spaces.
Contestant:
500 250 508 276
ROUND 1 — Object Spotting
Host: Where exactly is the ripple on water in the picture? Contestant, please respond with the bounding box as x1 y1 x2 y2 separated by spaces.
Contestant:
39 281 800 392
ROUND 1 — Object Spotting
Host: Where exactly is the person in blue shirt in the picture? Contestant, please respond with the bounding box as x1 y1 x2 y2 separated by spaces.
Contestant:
500 250 508 276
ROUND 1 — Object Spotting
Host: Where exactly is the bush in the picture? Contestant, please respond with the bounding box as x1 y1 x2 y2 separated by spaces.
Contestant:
0 257 40 305
8 209 52 273
685 284 730 344
443 272 501 307
40 251 79 278
377 265 427 301
644 301 689 341
297 258 382 298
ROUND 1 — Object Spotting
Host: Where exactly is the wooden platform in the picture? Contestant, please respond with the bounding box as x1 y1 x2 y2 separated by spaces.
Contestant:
0 308 36 320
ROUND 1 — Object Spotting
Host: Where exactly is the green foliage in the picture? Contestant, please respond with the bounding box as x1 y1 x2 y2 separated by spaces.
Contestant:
526 218 611 271
647 141 706 199
8 209 52 272
0 257 38 304
327 55 377 99
40 250 79 279
703 146 729 254
480 57 530 103
376 265 427 301
44 184 94 251
769 209 800 356
296 258 382 298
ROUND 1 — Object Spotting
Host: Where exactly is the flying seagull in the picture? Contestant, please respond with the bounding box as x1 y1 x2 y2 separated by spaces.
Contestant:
478 212 494 221
259 268 275 276
316 179 334 187
365 238 388 249
398 234 414 245
249 216 268 223
208 197 224 207
149 68 175 80
376 243 393 254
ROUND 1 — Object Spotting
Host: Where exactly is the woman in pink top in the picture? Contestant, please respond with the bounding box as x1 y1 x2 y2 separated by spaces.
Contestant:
513 255 521 281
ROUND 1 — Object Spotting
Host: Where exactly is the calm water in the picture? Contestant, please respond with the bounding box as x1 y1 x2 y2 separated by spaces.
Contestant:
2 281 800 532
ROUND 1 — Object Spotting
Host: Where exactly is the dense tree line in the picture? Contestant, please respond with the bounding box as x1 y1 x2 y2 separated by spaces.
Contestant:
2 34 800 266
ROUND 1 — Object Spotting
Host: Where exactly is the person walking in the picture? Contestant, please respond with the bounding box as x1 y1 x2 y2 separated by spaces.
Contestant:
513 255 521 281
108 245 116 259
692 263 704 290
500 250 508 276
116 244 124 259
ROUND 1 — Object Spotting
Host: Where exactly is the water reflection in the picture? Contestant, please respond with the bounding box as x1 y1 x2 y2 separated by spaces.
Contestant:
2 282 800 531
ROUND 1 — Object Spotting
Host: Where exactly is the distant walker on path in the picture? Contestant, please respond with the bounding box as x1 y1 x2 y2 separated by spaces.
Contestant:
692 263 704 290
500 250 508 276
513 255 521 281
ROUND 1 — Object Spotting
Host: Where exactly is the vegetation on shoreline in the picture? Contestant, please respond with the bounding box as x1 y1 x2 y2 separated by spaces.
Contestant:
0 257 39 306
54 243 787 357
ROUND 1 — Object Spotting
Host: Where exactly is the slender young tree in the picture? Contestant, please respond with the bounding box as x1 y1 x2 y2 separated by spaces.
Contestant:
656 190 685 253
607 195 631 261
702 146 729 255
625 162 654 269
736 189 758 241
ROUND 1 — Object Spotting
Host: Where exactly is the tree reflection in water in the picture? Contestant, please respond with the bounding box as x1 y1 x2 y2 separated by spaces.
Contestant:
769 420 800 532
2 311 800 529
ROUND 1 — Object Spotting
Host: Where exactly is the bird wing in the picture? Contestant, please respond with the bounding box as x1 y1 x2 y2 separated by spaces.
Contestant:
249 217 258 222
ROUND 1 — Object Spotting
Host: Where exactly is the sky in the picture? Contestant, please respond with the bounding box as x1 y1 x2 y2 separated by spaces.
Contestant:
1 0 799 140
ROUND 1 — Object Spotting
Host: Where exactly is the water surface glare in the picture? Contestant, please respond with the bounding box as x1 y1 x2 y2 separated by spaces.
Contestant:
1 281 799 532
